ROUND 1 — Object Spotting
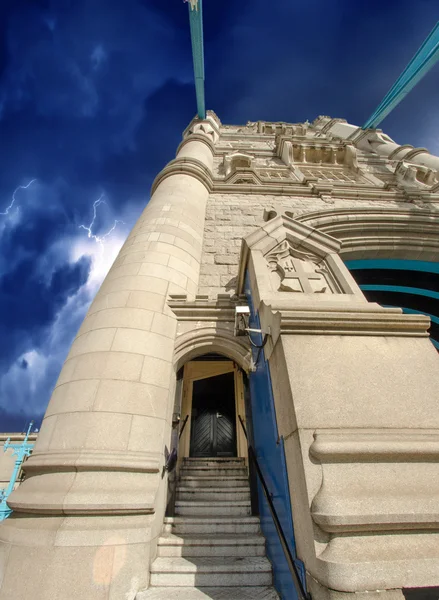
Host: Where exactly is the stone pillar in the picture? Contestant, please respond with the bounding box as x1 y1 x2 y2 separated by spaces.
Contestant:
0 115 217 600
313 116 439 172
238 214 439 600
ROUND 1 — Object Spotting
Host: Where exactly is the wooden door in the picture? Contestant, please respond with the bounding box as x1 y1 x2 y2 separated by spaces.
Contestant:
189 372 236 457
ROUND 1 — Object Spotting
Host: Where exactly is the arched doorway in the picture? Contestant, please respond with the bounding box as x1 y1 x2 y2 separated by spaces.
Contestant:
178 354 248 461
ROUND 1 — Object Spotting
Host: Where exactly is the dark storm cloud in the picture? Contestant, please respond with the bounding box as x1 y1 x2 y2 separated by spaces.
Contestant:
0 0 438 429
0 0 195 426
0 254 91 365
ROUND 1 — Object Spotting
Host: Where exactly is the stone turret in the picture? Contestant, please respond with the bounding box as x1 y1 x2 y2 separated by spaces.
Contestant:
1 113 438 600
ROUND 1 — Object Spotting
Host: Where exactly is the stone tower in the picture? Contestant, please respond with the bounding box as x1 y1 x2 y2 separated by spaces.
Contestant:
0 112 438 600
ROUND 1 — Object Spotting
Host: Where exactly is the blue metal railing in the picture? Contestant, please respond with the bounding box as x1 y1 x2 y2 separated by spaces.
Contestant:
238 415 310 600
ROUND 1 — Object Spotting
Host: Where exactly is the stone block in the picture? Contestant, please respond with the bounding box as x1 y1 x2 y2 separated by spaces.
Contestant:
93 379 169 418
151 313 177 339
45 379 100 418
68 328 117 358
106 262 141 280
139 263 187 289
122 251 170 267
127 291 165 313
128 415 167 453
53 411 133 451
111 329 174 362
70 351 144 382
140 356 173 390
214 255 236 265
99 275 169 296
168 256 199 283
91 307 155 332
199 275 221 287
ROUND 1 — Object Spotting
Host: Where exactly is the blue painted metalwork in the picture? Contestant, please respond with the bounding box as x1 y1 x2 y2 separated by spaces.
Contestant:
0 421 35 521
185 0 206 119
359 284 439 300
346 259 439 274
244 272 306 600
345 258 439 350
363 21 439 129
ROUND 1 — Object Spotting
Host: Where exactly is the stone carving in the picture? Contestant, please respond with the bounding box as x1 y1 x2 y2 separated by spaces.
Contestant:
223 152 254 176
265 240 333 294
394 161 438 188
187 122 218 142
258 169 292 181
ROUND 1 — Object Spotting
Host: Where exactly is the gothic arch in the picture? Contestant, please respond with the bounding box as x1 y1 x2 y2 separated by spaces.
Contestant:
173 326 251 372
296 207 439 261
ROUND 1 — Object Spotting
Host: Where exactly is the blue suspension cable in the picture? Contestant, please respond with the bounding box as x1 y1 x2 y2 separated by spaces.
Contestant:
363 21 439 129
185 0 206 119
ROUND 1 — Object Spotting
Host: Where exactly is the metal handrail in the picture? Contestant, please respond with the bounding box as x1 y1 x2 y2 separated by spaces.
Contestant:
238 415 310 600
179 415 189 440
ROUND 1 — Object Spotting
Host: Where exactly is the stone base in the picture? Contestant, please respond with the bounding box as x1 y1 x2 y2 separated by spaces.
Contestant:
307 576 405 600
0 514 157 600
308 577 439 600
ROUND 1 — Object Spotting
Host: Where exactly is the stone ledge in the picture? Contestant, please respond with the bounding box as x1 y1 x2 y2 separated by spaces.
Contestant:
151 157 213 195
311 429 439 462
22 449 161 473
259 300 431 339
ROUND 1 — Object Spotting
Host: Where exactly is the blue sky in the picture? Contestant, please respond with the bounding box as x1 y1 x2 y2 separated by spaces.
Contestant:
0 0 438 431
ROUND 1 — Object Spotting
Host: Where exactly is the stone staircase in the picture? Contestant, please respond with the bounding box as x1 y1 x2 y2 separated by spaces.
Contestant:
137 457 279 599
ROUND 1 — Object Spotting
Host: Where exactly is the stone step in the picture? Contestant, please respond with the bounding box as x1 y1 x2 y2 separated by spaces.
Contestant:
179 476 249 489
183 457 245 467
137 586 280 599
175 500 251 517
180 466 248 478
149 557 273 587
163 516 261 535
177 487 250 502
157 533 265 557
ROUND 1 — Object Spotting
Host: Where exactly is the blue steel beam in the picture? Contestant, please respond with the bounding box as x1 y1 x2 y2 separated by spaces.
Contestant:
359 284 439 301
363 21 439 129
346 259 439 274
186 0 206 119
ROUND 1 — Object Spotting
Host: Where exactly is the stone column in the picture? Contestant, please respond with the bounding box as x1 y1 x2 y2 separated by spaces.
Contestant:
0 115 217 600
314 116 439 171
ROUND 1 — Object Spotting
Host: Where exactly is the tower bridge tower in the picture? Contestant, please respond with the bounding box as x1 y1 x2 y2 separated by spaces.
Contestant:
1 112 438 600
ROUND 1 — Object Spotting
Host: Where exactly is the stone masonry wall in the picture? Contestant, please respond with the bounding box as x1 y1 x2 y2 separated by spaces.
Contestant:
199 193 423 297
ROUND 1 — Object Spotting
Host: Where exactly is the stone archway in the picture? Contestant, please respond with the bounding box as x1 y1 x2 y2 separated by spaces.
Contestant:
297 206 439 261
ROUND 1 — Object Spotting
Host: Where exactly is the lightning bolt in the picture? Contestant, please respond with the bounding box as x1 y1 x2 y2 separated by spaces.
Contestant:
0 179 37 216
79 193 125 251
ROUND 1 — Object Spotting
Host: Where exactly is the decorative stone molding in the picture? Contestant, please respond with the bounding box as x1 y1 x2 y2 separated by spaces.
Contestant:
265 239 339 294
236 212 432 359
177 132 216 157
222 151 254 176
394 160 438 188
276 137 385 188
22 449 160 474
260 122 307 136
258 300 430 338
168 294 251 372
236 213 360 302
186 121 218 143
151 156 213 195
310 428 439 534
183 112 221 141
297 207 439 261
